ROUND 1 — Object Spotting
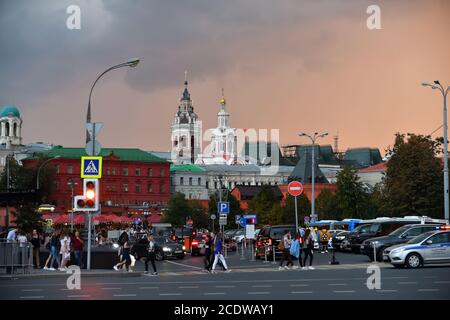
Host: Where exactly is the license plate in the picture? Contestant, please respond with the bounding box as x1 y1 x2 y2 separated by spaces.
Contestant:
175 251 182 254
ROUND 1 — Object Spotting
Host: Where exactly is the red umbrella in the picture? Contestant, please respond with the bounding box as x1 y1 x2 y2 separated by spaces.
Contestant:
73 215 85 224
147 214 162 223
93 215 109 222
53 214 70 224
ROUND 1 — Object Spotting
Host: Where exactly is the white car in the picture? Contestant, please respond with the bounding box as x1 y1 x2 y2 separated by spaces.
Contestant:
233 230 245 243
384 229 450 268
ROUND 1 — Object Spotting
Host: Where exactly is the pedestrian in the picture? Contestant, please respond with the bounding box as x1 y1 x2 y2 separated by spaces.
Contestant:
203 234 213 272
319 227 331 253
211 232 230 273
6 228 17 242
60 231 71 271
144 235 158 275
44 230 61 271
302 228 315 270
72 231 84 268
30 230 41 269
113 235 132 272
289 233 304 270
278 230 293 270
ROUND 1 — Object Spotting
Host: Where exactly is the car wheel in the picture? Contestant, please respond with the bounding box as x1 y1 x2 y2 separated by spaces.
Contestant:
405 253 422 268
155 251 164 261
176 255 184 259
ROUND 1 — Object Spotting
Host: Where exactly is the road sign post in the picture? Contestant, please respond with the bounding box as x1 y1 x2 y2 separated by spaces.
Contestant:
288 181 304 233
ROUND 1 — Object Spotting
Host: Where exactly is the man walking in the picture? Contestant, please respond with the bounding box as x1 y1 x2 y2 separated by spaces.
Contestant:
144 235 158 275
72 231 84 268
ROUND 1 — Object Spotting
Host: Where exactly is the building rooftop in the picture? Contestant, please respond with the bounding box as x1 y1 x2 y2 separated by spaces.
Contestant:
170 164 206 173
358 162 387 173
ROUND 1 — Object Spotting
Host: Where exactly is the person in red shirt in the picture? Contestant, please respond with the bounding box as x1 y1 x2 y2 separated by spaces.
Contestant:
72 231 84 268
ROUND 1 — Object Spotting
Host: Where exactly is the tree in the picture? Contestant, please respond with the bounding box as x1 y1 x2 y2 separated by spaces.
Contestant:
248 185 279 226
163 192 191 226
282 194 311 225
12 204 45 233
316 189 340 220
189 200 210 230
382 133 443 218
335 166 368 219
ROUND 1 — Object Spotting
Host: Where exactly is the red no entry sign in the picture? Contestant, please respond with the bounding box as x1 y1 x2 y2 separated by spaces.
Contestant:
288 181 304 197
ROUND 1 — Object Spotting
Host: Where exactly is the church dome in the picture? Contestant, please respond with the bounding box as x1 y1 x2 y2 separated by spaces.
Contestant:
0 105 20 118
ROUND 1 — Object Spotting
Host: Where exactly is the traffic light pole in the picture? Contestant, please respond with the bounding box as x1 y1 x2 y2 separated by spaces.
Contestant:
87 211 92 270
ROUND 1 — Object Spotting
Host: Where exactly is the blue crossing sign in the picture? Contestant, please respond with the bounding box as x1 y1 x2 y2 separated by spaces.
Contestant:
81 156 103 179
217 202 230 214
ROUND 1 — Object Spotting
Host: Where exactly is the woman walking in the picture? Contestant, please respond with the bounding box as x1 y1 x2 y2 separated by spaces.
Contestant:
289 233 304 270
44 230 61 271
30 230 41 269
302 228 315 270
113 234 132 272
144 235 158 275
278 230 293 270
60 231 71 271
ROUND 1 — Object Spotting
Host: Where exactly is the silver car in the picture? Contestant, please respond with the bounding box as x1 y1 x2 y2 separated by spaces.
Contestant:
384 230 450 268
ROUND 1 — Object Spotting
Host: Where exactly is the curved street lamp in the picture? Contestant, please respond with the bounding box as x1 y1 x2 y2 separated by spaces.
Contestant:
298 132 328 222
422 80 450 223
36 156 61 190
86 58 140 142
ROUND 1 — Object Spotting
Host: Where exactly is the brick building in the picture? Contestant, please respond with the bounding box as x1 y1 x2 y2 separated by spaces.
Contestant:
22 146 170 216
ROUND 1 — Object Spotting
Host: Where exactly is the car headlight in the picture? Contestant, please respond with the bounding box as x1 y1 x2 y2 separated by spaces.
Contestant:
336 236 345 240
113 243 119 249
390 247 404 254
182 246 186 250
163 247 171 252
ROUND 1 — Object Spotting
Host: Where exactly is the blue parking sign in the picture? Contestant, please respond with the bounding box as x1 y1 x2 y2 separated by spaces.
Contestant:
218 202 230 214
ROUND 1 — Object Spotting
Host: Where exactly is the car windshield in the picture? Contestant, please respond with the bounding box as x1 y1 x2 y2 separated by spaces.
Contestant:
235 230 244 236
389 225 411 237
270 227 295 239
155 237 175 245
406 232 435 244
351 224 371 233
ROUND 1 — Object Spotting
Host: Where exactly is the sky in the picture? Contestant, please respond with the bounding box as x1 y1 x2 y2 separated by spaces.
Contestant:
1 0 449 156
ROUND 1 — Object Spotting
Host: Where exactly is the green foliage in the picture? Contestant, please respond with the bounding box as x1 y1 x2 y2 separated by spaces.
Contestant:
248 185 280 226
12 204 45 233
335 166 368 219
282 194 311 225
190 200 210 230
316 189 340 220
382 133 443 218
163 192 191 226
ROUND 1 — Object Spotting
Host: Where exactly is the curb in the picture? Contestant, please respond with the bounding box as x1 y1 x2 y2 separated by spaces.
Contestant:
0 271 142 280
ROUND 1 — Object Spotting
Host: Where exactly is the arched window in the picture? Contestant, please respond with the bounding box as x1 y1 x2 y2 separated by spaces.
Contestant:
5 122 9 136
13 123 18 137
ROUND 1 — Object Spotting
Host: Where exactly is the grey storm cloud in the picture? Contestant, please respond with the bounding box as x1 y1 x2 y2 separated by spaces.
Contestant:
0 0 429 108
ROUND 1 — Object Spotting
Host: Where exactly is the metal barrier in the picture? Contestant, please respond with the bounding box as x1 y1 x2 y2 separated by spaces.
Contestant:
271 245 277 264
263 244 269 263
0 240 33 274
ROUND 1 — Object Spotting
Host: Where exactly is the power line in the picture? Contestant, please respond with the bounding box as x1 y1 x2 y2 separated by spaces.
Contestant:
429 124 443 137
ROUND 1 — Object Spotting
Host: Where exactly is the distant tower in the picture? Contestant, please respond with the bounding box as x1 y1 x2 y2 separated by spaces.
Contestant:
333 133 339 153
170 72 202 164
0 105 22 146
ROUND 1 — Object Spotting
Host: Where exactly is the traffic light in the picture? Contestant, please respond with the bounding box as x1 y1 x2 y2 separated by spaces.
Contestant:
74 179 99 211
245 218 256 225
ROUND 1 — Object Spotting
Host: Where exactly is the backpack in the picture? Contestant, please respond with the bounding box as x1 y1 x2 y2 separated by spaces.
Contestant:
277 240 285 251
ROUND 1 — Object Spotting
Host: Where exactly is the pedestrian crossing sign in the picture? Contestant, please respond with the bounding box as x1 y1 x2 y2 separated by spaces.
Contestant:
81 156 103 178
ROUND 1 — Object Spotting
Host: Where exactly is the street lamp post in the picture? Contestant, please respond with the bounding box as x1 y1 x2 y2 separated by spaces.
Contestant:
67 179 78 232
298 132 328 222
422 80 450 223
86 59 140 143
36 156 61 190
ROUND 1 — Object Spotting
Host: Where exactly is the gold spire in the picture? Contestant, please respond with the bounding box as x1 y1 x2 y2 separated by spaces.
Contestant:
220 88 226 106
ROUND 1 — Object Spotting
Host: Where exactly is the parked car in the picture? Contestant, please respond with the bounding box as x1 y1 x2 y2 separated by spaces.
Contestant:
361 224 443 261
255 225 296 260
131 236 185 261
344 217 445 253
190 234 207 256
330 230 349 250
384 228 450 268
233 230 246 243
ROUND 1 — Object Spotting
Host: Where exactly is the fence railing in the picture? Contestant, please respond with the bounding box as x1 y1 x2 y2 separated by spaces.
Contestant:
0 239 33 274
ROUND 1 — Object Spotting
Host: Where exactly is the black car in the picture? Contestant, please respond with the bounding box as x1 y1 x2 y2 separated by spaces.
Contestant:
130 236 185 261
255 225 296 260
330 230 349 250
360 224 442 261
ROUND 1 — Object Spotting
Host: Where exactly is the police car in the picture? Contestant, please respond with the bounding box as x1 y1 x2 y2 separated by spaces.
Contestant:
383 226 450 268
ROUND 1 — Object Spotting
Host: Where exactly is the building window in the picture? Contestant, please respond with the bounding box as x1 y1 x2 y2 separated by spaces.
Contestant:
198 177 201 186
112 168 116 175
54 181 59 190
180 177 184 185
122 184 128 192
112 185 116 192
67 165 73 174
55 165 60 174
147 168 153 177
147 183 153 193
122 168 128 176
135 184 141 193
106 168 111 175
159 168 164 177
189 177 193 186
160 183 165 193
106 185 111 192
206 181 209 189
136 168 141 176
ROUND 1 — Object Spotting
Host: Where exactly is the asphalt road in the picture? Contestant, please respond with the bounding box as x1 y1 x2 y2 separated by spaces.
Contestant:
1 251 449 300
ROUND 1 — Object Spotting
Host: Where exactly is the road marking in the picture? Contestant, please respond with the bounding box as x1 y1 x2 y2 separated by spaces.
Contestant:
159 293 182 296
291 291 313 294
252 285 272 288
333 290 356 293
102 287 121 290
21 289 43 292
204 292 226 295
418 289 440 292
328 283 347 286
398 282 417 285
216 285 236 288
139 287 159 290
68 295 91 298
164 260 203 270
376 290 398 293
248 292 270 295
113 294 137 297
289 284 309 287
20 296 44 299
434 281 450 284
179 286 199 289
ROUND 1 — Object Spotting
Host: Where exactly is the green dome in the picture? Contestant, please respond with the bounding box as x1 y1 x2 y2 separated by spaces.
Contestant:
0 105 20 118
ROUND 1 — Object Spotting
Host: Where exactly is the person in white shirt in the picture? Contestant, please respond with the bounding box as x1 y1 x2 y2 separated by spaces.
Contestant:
6 228 17 242
17 232 28 247
59 231 71 271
